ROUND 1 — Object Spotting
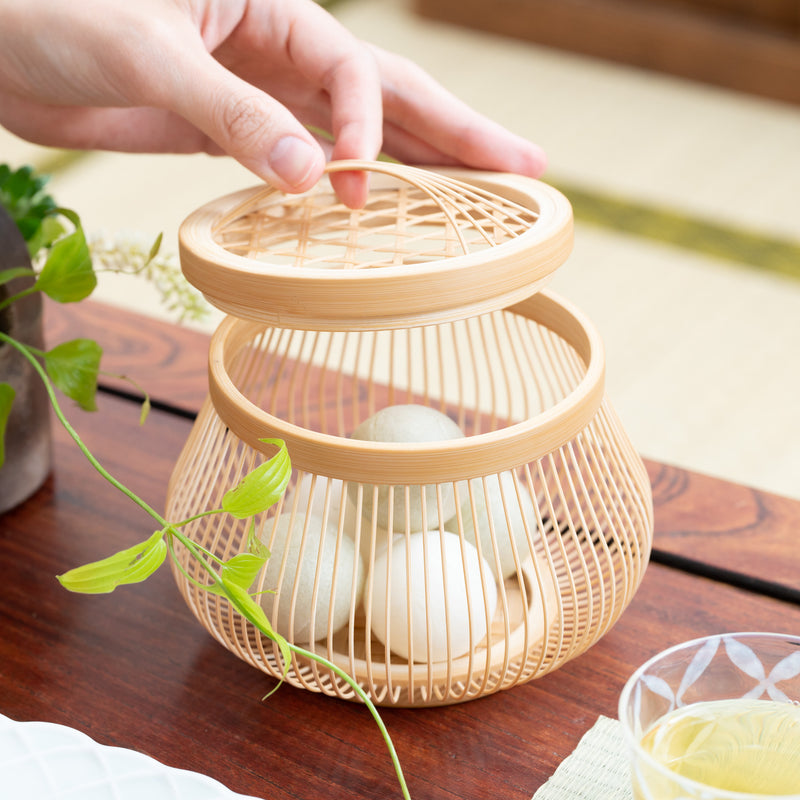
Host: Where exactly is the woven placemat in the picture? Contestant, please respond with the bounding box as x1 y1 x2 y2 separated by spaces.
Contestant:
532 716 633 800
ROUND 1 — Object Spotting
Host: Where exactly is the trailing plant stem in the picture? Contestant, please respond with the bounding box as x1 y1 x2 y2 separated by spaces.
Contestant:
0 332 166 526
0 330 412 799
0 285 37 313
289 642 411 800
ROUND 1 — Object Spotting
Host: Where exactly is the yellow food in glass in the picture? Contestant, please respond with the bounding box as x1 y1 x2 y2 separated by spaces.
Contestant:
637 697 800 798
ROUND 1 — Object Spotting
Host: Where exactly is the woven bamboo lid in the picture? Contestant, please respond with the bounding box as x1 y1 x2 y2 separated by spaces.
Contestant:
179 161 573 331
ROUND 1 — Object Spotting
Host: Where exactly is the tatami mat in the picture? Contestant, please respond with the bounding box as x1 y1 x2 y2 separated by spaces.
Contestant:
2 0 798 499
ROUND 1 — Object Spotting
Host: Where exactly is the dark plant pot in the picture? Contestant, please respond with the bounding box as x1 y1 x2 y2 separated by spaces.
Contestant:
0 206 52 513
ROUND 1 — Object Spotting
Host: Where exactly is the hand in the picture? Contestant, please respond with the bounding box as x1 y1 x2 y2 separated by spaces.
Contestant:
0 0 546 207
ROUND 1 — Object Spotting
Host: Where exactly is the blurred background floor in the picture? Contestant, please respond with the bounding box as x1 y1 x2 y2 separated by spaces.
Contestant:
2 0 798 499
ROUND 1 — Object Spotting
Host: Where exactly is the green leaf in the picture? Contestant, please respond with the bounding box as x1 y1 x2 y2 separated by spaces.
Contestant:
146 232 163 264
139 395 151 426
57 530 167 594
0 164 57 250
221 552 267 590
221 577 292 675
222 439 291 519
34 218 96 303
247 521 271 559
28 214 66 256
0 267 35 287
44 338 102 411
0 382 16 468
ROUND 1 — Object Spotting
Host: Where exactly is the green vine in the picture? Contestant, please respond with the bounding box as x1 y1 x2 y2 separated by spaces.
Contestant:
0 164 411 798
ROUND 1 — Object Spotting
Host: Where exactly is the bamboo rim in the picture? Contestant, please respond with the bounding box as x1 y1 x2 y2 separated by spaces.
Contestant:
207 289 605 484
179 161 574 330
166 165 655 707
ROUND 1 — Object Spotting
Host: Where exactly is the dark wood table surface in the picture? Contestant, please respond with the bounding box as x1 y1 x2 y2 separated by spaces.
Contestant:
2 301 799 800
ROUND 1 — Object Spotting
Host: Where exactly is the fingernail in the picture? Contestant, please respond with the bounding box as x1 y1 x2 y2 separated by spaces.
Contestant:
270 136 318 188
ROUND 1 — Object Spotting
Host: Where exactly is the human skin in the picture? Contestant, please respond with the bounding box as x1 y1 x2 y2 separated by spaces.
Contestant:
0 0 547 207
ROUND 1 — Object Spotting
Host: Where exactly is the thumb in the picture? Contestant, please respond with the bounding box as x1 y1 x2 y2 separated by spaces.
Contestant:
171 54 326 194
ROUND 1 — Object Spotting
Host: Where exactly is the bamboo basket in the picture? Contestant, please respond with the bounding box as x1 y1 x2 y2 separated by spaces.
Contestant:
166 161 653 707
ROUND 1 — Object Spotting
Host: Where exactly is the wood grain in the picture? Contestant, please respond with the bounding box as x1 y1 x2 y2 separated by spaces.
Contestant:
45 301 800 596
43 300 210 413
5 303 800 798
2 396 800 799
647 460 800 599
415 0 800 106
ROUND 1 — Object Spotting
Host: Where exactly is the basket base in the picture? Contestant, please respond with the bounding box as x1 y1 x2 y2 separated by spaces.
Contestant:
237 555 560 707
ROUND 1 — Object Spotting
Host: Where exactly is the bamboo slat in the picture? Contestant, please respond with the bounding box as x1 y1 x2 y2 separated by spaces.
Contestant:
167 163 653 707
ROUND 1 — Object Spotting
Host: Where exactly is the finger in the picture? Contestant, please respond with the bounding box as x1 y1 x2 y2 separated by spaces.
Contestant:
268 1 384 207
325 47 383 208
0 94 219 153
207 0 384 206
372 46 547 177
326 62 381 207
164 41 327 194
375 120 465 167
380 116 547 177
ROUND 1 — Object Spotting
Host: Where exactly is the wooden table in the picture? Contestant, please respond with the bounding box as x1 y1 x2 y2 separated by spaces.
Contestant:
2 301 799 799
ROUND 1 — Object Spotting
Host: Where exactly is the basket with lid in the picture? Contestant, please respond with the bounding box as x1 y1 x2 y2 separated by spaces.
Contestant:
166 161 654 707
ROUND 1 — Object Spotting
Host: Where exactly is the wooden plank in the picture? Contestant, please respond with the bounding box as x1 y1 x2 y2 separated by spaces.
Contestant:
638 0 799 33
43 301 800 597
2 395 800 799
415 0 800 105
44 300 210 413
647 460 800 598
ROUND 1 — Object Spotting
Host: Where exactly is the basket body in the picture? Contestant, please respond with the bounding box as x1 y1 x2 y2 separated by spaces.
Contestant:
165 289 653 706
